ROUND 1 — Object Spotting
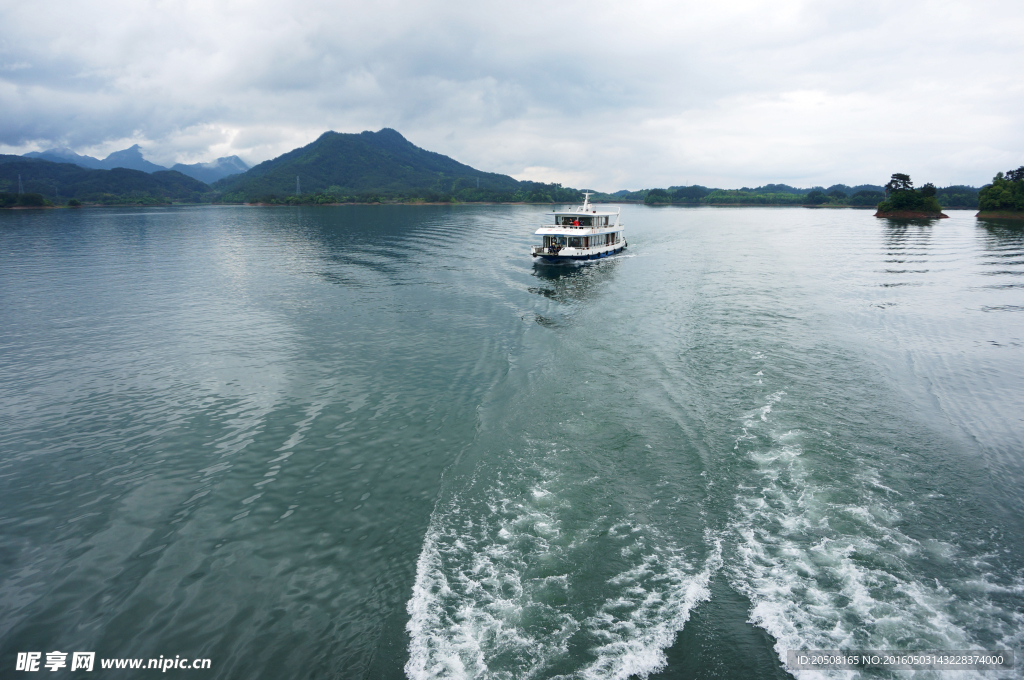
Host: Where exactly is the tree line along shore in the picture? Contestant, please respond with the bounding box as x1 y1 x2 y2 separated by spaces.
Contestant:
1 128 1021 218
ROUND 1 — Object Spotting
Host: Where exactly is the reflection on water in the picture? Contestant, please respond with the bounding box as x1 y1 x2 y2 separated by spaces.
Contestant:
978 218 1024 240
878 217 944 228
2 206 1024 680
879 221 933 286
0 205 540 680
529 258 620 302
527 258 622 327
978 221 1024 283
976 222 1024 312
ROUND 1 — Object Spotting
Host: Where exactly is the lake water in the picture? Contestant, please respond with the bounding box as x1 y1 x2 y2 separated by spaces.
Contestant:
1 205 1022 679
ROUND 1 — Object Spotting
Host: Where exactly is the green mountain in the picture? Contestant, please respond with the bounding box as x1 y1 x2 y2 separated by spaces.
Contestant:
24 144 167 173
212 128 578 204
0 156 211 204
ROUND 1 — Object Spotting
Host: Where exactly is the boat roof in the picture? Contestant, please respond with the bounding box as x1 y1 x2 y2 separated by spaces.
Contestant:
535 226 619 234
552 192 619 216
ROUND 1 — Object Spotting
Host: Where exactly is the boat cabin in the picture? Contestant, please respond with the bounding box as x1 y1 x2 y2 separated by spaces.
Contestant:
531 192 627 261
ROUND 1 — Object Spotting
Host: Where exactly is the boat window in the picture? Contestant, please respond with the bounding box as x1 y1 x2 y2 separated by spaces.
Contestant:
569 237 582 247
556 215 595 227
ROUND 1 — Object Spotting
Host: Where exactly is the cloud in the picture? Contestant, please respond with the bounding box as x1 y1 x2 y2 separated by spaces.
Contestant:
1 0 1022 188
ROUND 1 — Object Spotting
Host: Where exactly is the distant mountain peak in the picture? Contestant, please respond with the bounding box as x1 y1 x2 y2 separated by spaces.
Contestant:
100 145 166 173
43 146 79 156
373 128 406 139
351 128 410 144
170 155 250 183
21 144 247 181
105 145 145 159
23 147 106 169
212 127 523 199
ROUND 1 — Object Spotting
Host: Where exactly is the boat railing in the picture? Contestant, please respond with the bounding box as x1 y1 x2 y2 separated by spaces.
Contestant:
540 225 621 233
533 239 623 255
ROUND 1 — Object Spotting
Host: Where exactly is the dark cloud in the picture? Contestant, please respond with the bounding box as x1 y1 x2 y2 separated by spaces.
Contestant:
1 0 1021 187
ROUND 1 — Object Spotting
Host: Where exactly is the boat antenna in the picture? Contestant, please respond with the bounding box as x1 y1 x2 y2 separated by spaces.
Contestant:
577 191 592 212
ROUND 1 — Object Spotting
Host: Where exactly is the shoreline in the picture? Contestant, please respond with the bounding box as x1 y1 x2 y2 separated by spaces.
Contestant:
976 211 1024 220
874 210 949 219
0 202 983 211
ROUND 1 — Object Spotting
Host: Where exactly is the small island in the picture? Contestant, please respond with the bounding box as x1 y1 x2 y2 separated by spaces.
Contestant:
874 174 948 218
976 167 1024 219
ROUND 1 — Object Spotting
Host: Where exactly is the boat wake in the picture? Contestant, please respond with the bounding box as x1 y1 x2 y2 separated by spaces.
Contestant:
404 392 1024 679
721 390 1024 680
405 454 719 680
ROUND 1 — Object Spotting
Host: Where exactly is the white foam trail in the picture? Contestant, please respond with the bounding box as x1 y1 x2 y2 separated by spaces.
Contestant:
579 537 721 680
726 392 1023 680
406 476 718 679
405 489 581 680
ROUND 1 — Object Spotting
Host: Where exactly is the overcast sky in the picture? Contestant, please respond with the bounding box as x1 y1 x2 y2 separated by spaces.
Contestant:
1 0 1022 190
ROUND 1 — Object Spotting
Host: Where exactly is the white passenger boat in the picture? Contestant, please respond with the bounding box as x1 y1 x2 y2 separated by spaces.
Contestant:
531 193 626 262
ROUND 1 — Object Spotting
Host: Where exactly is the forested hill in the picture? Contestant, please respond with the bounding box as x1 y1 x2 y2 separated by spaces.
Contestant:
212 128 578 203
0 156 211 204
599 182 980 208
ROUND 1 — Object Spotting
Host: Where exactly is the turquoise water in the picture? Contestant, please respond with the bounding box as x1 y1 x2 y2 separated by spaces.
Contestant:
1 205 1022 679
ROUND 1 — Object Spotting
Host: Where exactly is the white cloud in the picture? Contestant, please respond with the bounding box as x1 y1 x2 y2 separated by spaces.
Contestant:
1 0 1022 188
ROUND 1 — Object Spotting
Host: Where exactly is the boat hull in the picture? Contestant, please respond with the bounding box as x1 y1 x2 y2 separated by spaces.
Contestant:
534 243 627 262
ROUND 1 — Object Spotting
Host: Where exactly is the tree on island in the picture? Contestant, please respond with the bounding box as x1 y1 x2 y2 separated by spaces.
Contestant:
978 166 1024 214
875 173 944 215
885 173 914 193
